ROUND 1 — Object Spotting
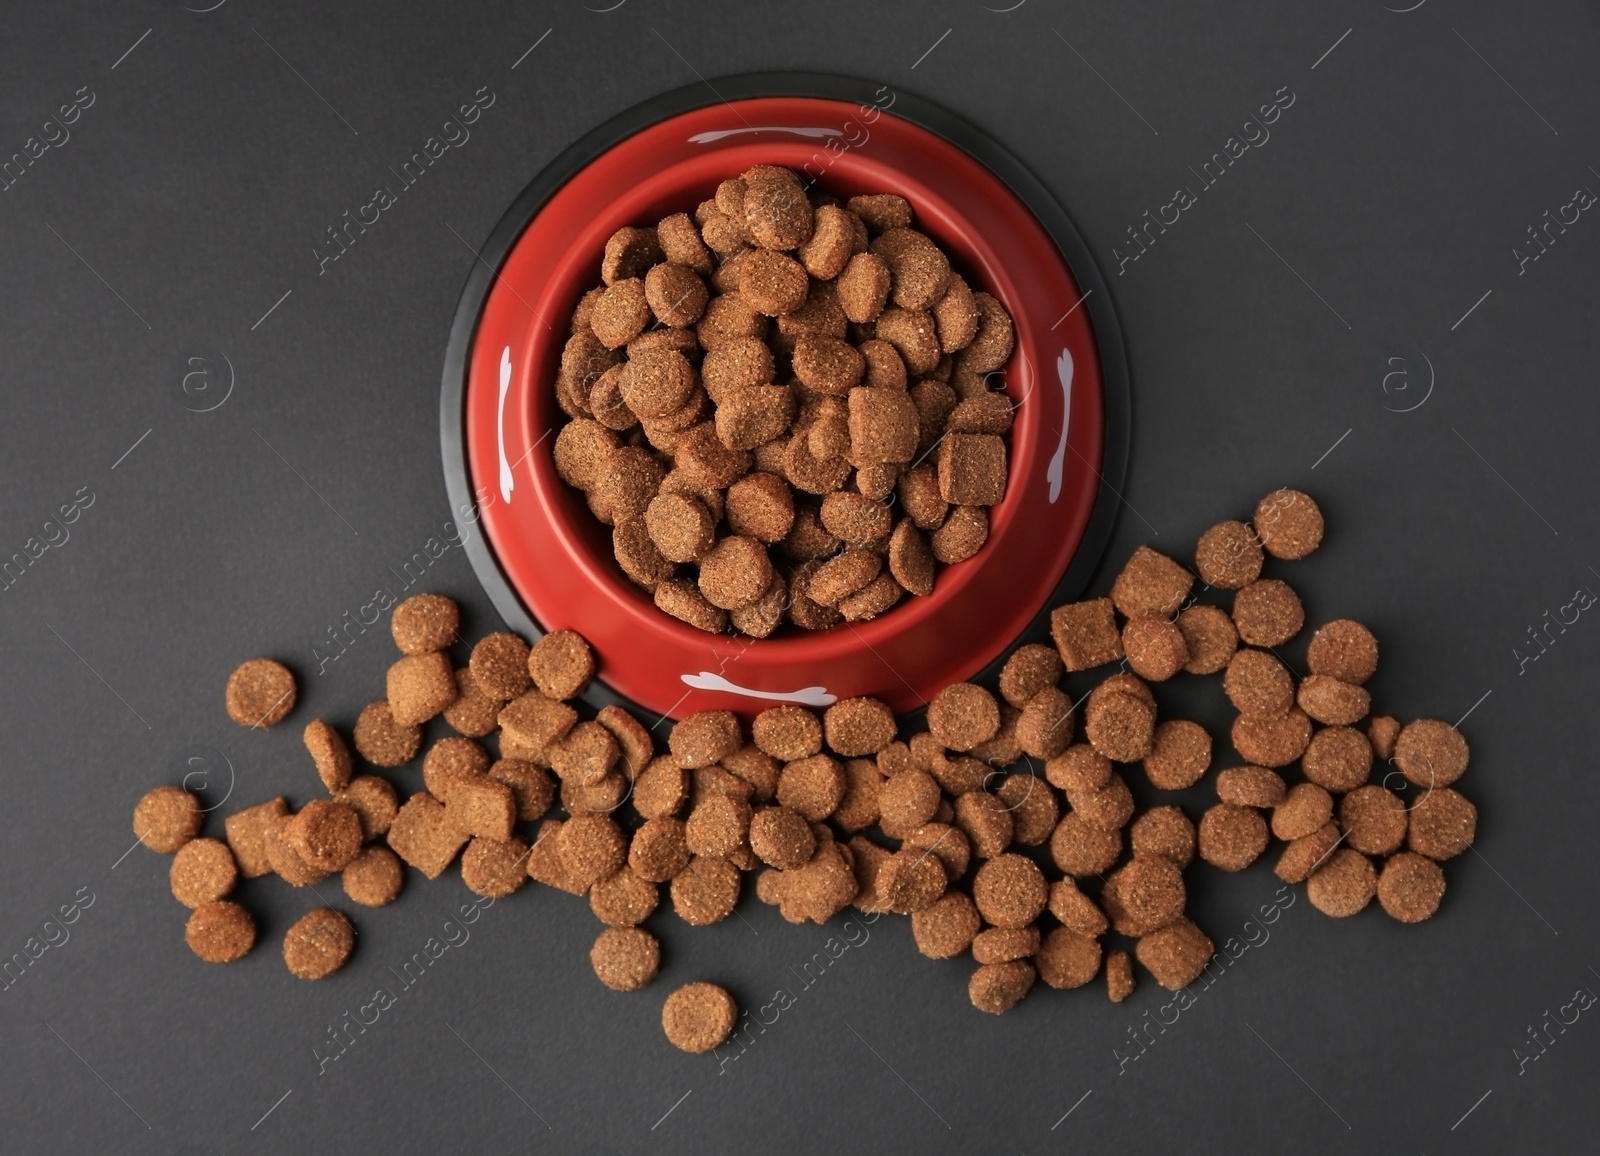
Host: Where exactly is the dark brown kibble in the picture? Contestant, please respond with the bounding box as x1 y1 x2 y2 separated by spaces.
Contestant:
387 651 457 728
1101 856 1185 936
1129 805 1196 869
999 644 1063 708
1254 489 1324 560
1274 821 1342 884
1136 919 1215 991
527 629 596 702
973 853 1048 929
1272 783 1334 841
602 226 663 284
134 785 201 853
1046 744 1112 795
1198 803 1269 871
930 505 988 564
968 960 1036 1014
224 797 288 878
185 901 255 963
1307 848 1376 917
1049 812 1121 877
443 668 500 737
1340 785 1408 855
1307 619 1379 685
462 836 531 899
470 632 533 701
498 691 578 759
1302 726 1374 792
1084 688 1156 764
1224 649 1294 718
590 278 651 348
777 755 847 821
1298 675 1372 727
1232 579 1305 648
1051 598 1124 671
655 578 729 633
1122 613 1189 681
957 293 1014 374
662 982 738 1052
1177 605 1238 675
910 891 980 959
824 697 897 757
659 212 713 273
390 593 459 655
170 838 238 908
225 658 297 728
1111 546 1194 618
1049 878 1110 937
1368 715 1402 761
1377 852 1446 923
592 927 661 992
343 846 404 907
1105 950 1135 1003
1231 708 1313 768
1393 719 1469 788
645 262 709 327
928 683 1001 752
972 926 1040 965
283 908 355 980
1216 766 1286 809
386 792 469 880
1195 520 1264 590
1408 788 1476 860
1142 719 1212 790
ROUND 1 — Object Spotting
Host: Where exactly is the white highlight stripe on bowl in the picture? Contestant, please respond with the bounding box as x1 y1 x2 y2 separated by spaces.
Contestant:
687 126 844 144
680 671 837 707
1045 348 1073 504
497 345 515 503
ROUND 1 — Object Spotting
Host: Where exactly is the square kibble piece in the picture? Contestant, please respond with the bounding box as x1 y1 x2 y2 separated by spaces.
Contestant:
445 776 517 842
1110 545 1194 618
937 433 1007 506
848 387 918 464
1051 598 1124 671
498 691 578 756
387 792 470 880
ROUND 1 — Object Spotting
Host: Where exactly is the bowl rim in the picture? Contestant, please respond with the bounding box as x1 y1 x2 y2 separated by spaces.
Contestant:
440 71 1131 725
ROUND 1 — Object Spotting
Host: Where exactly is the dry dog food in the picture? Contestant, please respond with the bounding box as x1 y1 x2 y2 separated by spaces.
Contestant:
185 900 256 963
282 908 355 980
552 168 1016 636
661 981 738 1052
225 658 297 728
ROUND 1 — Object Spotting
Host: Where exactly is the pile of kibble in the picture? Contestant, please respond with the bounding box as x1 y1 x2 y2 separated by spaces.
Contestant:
550 166 1015 637
134 487 1477 1053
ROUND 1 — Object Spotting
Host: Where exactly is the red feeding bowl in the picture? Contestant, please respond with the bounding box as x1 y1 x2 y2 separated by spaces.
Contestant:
442 75 1129 721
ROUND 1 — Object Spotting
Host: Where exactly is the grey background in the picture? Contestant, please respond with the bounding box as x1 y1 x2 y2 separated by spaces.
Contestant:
1 0 1596 1153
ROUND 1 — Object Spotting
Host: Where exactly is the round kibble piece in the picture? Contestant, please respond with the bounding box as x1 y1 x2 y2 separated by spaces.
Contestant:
1307 619 1379 685
995 773 1060 846
1050 812 1122 877
303 719 353 792
972 927 1040 965
1046 745 1112 793
1085 690 1156 763
558 814 628 889
645 263 708 327
662 982 738 1052
1122 613 1189 681
590 865 658 926
1274 821 1342 884
1037 927 1102 990
591 928 661 992
590 278 651 348
749 806 816 870
443 667 501 737
1143 719 1211 790
1129 805 1196 869
225 658 297 727
629 816 692 882
1136 919 1215 991
823 698 896 757
1272 783 1335 841
1177 605 1239 675
969 960 1036 1014
911 891 981 960
342 846 404 907
777 755 847 821
1195 520 1264 590
282 908 355 980
928 683 1001 752
753 706 824 761
390 593 459 654
527 630 596 701
1306 848 1376 917
185 901 256 963
1340 785 1408 855
1102 855 1185 937
288 800 364 873
999 644 1064 708
973 853 1048 929
670 855 741 925
463 836 531 899
1393 719 1469 788
387 651 457 728
1216 766 1287 809
1224 649 1294 718
1302 726 1373 793
470 632 533 701
1298 675 1372 727
134 785 201 853
1408 788 1477 860
1254 489 1324 560
1233 579 1305 647
670 711 742 769
877 770 941 839
1198 804 1269 872
169 838 238 908
1377 852 1446 923
354 701 422 768
685 793 752 858
698 536 773 611
1231 709 1313 768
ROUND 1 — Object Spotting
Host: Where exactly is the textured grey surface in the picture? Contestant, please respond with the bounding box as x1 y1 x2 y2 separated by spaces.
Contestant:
1 1 1597 1153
